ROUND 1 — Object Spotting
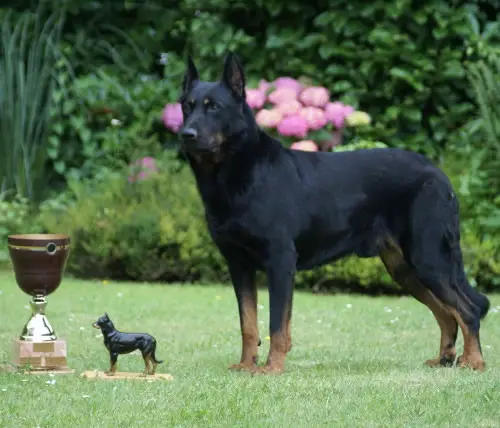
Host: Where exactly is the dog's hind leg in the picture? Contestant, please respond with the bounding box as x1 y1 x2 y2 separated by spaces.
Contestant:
405 178 490 371
142 351 152 375
380 241 458 367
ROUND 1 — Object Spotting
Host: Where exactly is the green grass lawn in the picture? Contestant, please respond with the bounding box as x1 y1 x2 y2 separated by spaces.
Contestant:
1 270 500 427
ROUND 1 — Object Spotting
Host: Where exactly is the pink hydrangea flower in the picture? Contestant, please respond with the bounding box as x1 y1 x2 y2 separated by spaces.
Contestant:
162 103 183 133
268 87 298 105
246 89 266 110
324 102 355 129
299 107 327 130
128 157 158 183
290 140 318 152
255 109 283 128
275 99 302 117
299 87 330 108
274 77 302 95
258 79 272 94
277 114 309 139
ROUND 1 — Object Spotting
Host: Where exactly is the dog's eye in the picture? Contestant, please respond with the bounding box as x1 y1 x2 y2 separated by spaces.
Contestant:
206 101 219 112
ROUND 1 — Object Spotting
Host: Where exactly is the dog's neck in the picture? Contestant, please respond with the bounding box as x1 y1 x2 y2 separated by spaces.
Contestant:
100 322 117 336
187 128 282 222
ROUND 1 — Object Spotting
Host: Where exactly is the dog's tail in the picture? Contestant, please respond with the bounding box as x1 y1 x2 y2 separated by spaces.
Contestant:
151 350 163 364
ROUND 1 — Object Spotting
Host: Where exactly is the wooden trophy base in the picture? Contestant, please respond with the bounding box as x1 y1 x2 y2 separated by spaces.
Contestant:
2 339 75 375
81 371 174 381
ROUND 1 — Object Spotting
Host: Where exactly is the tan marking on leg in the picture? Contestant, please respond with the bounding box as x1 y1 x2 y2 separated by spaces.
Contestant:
107 360 117 376
142 354 152 376
151 359 158 375
252 303 290 376
229 292 259 372
447 307 485 371
380 242 457 367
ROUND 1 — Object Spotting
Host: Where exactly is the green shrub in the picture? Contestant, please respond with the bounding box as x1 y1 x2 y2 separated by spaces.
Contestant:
38 151 228 282
47 56 185 188
458 55 500 237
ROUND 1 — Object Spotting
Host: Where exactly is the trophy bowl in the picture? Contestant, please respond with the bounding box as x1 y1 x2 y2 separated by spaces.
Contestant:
8 234 70 342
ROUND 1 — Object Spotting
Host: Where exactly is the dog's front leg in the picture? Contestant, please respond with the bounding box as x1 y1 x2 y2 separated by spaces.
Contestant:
225 254 259 373
253 249 296 375
106 353 118 376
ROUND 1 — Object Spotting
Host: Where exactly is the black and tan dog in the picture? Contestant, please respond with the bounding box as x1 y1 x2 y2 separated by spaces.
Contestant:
92 313 163 375
178 52 490 375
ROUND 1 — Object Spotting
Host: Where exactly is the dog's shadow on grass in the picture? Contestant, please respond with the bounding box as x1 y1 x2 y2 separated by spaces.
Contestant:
289 357 411 374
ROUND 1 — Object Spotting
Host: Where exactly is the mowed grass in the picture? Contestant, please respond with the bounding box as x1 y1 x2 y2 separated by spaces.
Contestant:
1 270 500 427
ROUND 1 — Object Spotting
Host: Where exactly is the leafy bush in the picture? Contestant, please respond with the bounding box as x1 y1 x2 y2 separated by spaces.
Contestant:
47 55 186 188
458 55 500 237
38 151 227 282
173 0 500 158
7 1 500 166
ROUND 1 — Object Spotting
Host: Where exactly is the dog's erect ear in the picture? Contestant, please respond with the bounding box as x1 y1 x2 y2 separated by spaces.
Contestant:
104 312 109 319
182 55 199 94
221 52 245 100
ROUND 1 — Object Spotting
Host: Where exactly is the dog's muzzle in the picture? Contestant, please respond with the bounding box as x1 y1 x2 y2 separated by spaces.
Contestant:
180 128 217 154
92 323 100 329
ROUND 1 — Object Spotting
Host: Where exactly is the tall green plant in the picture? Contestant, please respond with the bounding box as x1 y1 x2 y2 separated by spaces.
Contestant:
463 56 500 234
0 8 64 200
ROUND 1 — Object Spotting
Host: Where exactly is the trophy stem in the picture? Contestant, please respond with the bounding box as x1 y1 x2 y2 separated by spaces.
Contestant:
20 294 57 342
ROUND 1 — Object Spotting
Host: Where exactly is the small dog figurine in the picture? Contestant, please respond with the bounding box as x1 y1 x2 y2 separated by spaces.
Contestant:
92 313 163 376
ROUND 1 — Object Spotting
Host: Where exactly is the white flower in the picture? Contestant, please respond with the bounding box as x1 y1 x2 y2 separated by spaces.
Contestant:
345 304 352 309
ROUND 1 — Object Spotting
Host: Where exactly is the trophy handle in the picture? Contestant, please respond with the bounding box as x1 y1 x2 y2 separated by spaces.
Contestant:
46 242 57 255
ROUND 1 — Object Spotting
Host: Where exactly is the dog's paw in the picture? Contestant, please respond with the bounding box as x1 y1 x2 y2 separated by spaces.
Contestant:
457 355 486 371
424 356 455 368
250 364 284 376
228 363 255 373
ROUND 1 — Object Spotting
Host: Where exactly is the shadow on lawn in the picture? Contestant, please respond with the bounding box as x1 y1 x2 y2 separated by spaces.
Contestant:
290 357 410 374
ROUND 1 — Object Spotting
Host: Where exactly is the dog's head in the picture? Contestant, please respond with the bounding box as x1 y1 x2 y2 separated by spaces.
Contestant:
178 52 255 159
92 312 112 330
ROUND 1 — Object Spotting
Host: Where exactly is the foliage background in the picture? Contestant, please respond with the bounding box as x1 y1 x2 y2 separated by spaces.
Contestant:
0 0 499 293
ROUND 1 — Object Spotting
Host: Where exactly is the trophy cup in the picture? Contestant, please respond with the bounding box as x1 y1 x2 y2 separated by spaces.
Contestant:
7 234 73 373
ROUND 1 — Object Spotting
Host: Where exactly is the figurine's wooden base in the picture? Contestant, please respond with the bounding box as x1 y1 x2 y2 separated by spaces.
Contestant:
81 370 174 381
11 339 69 370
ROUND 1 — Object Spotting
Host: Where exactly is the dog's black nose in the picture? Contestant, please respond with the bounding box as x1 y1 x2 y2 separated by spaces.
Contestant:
181 128 197 141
